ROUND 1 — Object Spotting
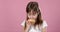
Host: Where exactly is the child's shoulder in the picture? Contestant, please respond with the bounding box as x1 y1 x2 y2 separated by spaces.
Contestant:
42 20 48 28
20 20 26 27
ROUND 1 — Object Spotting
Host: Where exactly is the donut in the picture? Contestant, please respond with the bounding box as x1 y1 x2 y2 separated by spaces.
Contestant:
28 19 35 23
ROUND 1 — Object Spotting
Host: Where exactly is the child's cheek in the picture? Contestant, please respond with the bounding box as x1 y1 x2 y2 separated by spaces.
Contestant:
28 15 32 19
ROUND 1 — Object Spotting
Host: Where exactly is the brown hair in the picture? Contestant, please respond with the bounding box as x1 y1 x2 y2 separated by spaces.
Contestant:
24 1 43 29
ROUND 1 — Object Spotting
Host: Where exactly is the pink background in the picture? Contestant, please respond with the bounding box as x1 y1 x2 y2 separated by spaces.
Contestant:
0 0 60 32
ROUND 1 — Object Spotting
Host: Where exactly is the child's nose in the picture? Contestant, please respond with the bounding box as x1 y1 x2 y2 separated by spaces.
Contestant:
30 10 34 14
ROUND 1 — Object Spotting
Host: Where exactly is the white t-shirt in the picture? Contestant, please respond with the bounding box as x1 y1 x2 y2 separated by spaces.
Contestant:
21 20 48 32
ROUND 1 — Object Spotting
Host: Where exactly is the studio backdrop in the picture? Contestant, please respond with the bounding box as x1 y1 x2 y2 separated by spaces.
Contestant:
0 0 60 32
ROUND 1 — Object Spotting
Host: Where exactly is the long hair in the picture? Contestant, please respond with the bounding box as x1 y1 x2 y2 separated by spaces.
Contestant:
24 2 43 29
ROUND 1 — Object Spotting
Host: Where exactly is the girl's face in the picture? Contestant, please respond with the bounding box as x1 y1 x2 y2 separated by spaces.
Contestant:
27 10 39 20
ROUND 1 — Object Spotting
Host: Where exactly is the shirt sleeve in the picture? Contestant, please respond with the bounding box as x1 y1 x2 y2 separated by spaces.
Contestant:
21 20 25 27
42 20 48 28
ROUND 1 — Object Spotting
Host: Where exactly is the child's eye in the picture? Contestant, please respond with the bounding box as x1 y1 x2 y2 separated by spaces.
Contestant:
28 11 37 15
33 12 37 14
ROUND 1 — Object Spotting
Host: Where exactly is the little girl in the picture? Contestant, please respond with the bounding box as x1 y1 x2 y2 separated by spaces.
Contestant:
21 1 48 32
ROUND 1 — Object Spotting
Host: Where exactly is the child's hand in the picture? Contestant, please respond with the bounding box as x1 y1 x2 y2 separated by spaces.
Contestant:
25 19 35 32
26 19 35 29
26 19 32 28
